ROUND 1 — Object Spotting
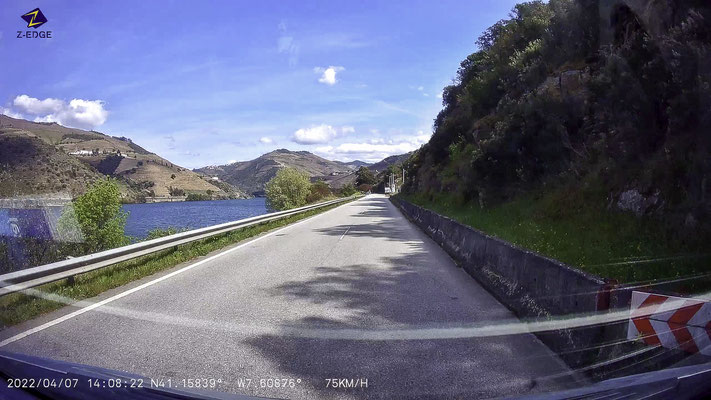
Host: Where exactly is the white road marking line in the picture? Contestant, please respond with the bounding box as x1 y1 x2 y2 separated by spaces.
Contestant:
0 200 358 348
339 227 350 241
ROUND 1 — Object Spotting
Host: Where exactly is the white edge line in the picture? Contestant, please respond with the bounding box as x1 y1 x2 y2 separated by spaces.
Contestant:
339 227 351 241
0 199 357 348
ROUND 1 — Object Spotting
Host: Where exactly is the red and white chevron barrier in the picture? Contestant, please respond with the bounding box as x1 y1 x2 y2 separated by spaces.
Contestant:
627 291 711 355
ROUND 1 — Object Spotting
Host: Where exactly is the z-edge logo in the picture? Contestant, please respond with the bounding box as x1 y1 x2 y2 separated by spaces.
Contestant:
17 8 51 39
21 8 48 29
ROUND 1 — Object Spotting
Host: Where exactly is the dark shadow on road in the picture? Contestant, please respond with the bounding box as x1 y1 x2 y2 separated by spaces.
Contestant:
243 197 576 398
315 197 414 242
247 255 574 398
269 255 481 327
316 222 414 242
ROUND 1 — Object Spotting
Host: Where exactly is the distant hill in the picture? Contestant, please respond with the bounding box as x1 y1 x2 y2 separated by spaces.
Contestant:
195 149 354 195
334 160 371 169
325 154 411 189
196 150 411 194
369 152 412 173
0 115 245 201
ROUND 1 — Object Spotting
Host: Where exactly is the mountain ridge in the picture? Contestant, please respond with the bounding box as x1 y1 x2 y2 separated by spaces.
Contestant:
0 115 412 200
195 149 354 196
195 149 409 196
0 115 245 202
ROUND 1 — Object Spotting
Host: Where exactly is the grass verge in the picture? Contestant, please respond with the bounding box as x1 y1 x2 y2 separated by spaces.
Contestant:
0 200 350 328
399 190 711 292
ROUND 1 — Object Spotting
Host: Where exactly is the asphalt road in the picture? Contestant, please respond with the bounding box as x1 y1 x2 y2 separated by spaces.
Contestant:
1 195 576 399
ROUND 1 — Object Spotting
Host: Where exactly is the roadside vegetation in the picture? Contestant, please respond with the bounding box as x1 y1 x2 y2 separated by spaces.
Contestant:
355 166 377 193
339 184 357 197
1 178 129 273
0 201 350 327
400 1 711 287
265 168 313 210
58 177 129 254
374 163 405 193
265 167 365 211
401 189 710 291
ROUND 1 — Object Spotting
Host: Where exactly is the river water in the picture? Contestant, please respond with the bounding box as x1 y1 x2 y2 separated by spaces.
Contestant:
122 198 268 239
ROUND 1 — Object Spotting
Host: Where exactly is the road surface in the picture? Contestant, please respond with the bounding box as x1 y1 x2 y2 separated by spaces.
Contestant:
1 195 575 399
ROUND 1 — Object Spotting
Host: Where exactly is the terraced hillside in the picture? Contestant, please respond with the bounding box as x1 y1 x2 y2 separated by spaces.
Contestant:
0 115 244 201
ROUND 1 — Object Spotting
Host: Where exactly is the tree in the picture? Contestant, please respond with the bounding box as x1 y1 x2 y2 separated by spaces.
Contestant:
168 186 184 196
58 178 128 253
340 184 357 197
357 183 372 193
355 166 377 186
265 168 311 210
307 180 332 203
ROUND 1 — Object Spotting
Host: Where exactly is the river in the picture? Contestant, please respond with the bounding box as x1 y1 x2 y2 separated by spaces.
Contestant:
122 198 269 239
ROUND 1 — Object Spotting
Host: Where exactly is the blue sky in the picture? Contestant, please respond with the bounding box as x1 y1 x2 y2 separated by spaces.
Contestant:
1 0 521 167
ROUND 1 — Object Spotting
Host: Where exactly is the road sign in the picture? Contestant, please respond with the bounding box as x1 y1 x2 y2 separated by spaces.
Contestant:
627 291 711 355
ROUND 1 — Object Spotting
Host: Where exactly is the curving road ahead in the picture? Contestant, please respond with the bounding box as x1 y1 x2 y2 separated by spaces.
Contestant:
1 195 575 399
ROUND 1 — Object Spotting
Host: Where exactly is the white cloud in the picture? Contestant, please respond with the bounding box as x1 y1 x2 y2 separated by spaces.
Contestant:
228 159 238 164
292 124 354 144
314 132 431 162
314 66 344 85
259 136 273 144
0 107 23 119
417 86 424 91
13 95 63 115
292 124 338 144
10 95 108 129
436 92 443 99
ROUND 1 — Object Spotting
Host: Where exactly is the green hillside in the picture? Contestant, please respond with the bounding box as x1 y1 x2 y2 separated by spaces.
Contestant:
402 0 711 286
0 115 245 201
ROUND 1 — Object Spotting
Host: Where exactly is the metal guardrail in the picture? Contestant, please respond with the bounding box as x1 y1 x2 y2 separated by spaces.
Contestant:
0 196 357 296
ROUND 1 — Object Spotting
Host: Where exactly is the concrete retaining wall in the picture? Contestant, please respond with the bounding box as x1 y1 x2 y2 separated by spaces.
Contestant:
391 197 687 377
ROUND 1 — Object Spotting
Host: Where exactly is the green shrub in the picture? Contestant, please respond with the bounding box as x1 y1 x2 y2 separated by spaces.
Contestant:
58 178 128 254
265 168 311 210
357 184 372 193
185 193 211 201
340 184 357 197
168 186 184 196
355 166 377 186
307 180 332 203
